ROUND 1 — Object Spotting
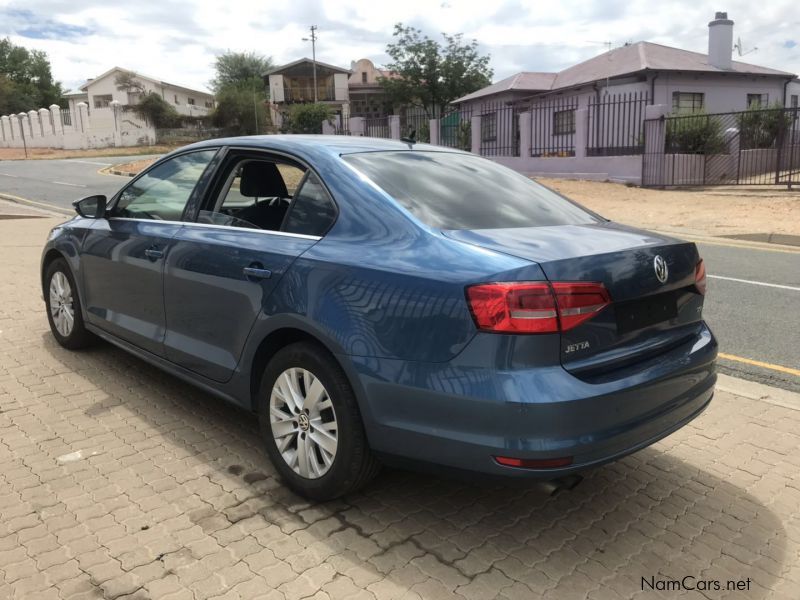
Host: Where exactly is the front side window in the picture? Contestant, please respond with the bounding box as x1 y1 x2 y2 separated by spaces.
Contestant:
481 112 497 141
746 93 768 108
791 95 798 108
672 92 704 113
553 109 576 135
343 151 598 230
113 150 217 221
93 94 112 109
198 158 304 231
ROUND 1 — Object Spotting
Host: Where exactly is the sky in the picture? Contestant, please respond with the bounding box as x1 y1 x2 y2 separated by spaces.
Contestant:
1 0 798 94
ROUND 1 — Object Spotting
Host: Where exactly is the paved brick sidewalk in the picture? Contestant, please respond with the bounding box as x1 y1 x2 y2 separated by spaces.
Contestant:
1 217 798 600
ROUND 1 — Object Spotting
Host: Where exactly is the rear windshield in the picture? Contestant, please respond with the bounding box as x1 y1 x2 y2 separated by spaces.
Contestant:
342 151 599 230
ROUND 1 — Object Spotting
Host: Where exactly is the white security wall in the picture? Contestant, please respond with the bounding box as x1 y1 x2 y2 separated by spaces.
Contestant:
0 103 156 150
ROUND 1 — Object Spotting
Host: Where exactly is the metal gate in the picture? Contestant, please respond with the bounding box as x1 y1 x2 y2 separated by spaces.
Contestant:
642 107 800 187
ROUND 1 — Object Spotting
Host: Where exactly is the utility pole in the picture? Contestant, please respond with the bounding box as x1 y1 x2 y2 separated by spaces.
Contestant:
303 25 318 102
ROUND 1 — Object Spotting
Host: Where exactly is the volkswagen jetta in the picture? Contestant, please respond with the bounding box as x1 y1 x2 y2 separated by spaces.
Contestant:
41 136 717 500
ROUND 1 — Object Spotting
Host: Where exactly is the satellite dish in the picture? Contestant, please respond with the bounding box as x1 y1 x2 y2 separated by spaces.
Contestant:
734 36 758 56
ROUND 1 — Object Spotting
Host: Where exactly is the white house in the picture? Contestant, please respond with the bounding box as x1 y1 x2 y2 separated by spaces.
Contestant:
66 67 215 117
454 13 797 114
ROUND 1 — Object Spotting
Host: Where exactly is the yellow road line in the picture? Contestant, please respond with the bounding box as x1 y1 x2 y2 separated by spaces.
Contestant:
719 353 800 377
0 193 71 215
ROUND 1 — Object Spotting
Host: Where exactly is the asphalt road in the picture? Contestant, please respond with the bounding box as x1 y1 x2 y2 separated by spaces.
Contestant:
0 155 158 211
1 156 798 392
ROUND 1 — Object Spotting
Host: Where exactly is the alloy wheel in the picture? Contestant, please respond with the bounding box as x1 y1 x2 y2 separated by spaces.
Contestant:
269 367 338 479
49 271 75 338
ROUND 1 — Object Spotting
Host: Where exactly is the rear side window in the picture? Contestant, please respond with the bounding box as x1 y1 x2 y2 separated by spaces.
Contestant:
342 151 599 230
282 172 336 236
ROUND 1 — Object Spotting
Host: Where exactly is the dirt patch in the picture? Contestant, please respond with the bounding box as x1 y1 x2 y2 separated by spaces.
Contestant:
538 178 800 237
0 146 175 161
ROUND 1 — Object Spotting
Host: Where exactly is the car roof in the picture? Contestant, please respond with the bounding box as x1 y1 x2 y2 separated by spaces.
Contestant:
180 135 463 161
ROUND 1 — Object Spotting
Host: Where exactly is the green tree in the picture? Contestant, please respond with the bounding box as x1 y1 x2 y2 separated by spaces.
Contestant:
209 51 274 134
0 37 64 113
378 24 492 117
210 51 274 92
281 103 332 134
128 92 180 128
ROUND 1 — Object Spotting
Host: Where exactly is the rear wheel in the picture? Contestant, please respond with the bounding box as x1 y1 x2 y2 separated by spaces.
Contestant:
44 258 94 350
258 342 379 500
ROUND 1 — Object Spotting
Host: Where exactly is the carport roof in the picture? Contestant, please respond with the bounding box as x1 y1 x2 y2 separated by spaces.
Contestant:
263 58 352 77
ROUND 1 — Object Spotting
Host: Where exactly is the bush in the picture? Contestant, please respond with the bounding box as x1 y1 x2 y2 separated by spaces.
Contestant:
737 102 793 150
282 103 332 134
128 92 180 128
665 112 726 154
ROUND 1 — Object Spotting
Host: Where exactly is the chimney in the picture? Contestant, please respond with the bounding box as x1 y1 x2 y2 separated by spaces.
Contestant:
708 11 734 70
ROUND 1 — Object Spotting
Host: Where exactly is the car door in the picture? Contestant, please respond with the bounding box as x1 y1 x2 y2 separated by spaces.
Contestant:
163 150 336 382
80 149 219 355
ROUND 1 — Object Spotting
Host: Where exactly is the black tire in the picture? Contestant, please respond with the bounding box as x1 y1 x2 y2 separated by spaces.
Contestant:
44 258 95 350
257 341 380 500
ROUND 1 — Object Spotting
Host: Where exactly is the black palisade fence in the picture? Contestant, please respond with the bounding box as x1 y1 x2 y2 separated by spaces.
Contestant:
529 96 580 157
475 102 519 157
587 91 650 156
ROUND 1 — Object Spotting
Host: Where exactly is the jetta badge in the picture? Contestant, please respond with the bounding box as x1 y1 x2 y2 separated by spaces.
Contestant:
653 255 668 283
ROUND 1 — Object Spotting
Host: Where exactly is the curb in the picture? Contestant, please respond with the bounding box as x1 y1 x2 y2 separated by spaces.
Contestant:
717 374 800 411
651 228 800 253
98 166 136 178
0 193 71 217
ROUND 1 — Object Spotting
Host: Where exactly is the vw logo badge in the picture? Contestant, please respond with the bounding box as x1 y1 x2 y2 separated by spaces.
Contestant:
653 255 668 283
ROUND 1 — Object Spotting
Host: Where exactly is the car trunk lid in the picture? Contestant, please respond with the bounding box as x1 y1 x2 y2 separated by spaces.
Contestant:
445 222 706 378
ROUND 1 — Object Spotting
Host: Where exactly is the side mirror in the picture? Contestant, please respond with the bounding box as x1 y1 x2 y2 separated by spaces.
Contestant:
73 195 107 219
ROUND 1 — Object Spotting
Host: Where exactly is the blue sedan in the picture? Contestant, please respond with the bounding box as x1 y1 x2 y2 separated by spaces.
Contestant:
41 136 717 500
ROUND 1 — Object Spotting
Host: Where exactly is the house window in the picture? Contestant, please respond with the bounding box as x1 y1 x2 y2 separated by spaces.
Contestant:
746 93 768 108
93 94 113 109
789 95 797 108
188 97 195 105
481 112 497 141
174 94 179 104
361 72 367 83
205 100 214 108
672 92 704 113
553 109 575 135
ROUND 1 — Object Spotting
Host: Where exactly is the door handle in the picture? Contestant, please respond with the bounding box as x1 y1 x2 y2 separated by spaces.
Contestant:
243 266 272 280
144 248 164 260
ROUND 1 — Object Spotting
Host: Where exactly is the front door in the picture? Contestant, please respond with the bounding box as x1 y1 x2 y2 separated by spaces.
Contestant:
80 149 218 355
163 152 336 382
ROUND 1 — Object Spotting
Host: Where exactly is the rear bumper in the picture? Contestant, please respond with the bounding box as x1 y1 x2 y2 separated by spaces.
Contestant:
345 322 717 478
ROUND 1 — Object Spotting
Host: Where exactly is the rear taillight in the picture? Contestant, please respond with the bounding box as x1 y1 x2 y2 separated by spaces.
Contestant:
466 281 610 334
695 259 707 295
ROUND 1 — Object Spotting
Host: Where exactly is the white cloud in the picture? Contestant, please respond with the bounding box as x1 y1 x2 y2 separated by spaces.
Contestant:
1 0 798 93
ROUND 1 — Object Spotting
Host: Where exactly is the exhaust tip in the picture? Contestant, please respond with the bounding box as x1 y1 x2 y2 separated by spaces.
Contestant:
541 474 584 496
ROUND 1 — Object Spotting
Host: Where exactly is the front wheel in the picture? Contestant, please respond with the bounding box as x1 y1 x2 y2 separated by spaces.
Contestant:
258 342 379 500
44 258 94 349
